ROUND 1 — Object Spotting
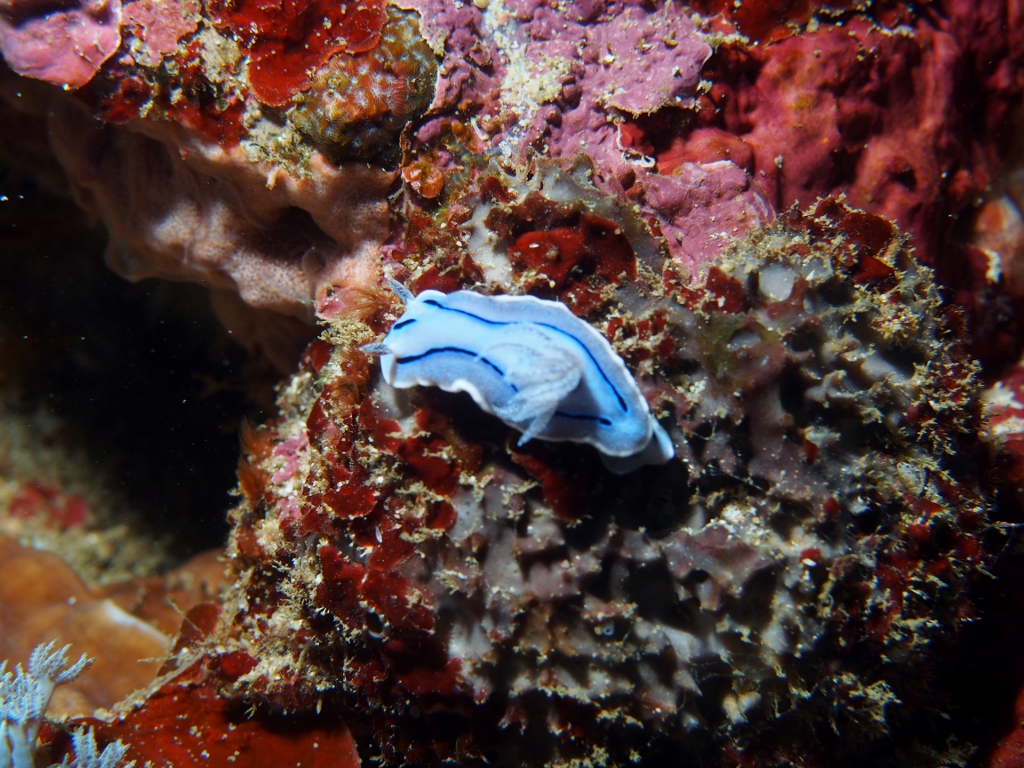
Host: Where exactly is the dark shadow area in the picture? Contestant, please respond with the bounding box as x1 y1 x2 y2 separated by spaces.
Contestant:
954 492 1024 767
0 171 263 559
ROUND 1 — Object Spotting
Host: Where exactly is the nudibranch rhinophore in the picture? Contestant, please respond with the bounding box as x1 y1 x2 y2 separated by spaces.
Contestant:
363 281 674 473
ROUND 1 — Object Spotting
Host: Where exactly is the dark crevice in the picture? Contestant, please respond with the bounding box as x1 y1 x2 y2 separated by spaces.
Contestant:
0 175 263 560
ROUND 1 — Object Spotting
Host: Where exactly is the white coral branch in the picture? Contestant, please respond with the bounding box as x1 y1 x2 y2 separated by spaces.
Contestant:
0 642 133 768
1 642 91 768
61 728 135 768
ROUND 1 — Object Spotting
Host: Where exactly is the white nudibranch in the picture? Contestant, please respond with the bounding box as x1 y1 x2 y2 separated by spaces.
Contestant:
362 280 674 474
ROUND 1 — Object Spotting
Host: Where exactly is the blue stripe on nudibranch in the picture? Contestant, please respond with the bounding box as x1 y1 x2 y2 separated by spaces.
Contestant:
554 412 614 426
419 298 629 412
363 282 675 474
397 347 514 386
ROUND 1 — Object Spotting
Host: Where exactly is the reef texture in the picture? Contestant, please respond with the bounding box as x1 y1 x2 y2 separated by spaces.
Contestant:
681 0 1024 372
401 0 1024 279
43 95 393 365
1 0 1020 362
0 0 122 89
41 644 361 768
405 0 772 275
209 192 991 767
291 7 439 164
204 0 386 108
677 0 1023 267
0 0 1022 765
0 0 441 359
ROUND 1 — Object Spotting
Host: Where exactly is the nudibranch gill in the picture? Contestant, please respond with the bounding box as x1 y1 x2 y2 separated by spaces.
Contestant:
363 281 674 473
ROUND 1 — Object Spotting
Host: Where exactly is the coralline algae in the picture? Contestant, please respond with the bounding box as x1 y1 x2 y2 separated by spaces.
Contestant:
0 0 123 89
407 0 772 275
215 188 990 767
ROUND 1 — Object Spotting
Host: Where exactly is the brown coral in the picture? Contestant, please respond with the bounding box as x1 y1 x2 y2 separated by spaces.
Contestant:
46 97 396 368
290 7 438 165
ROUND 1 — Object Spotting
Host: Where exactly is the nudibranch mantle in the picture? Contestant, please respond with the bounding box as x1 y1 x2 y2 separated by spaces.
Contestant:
363 281 674 474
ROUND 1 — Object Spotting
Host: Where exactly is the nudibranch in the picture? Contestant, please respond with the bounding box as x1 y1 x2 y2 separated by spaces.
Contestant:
363 281 674 473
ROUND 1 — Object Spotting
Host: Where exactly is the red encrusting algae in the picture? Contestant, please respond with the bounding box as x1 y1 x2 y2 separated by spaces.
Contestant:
206 0 387 107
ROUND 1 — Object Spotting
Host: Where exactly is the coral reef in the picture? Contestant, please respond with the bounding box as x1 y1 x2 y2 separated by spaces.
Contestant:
680 0 1024 373
0 0 1023 765
215 194 990 766
0 0 440 346
406 0 771 275
396 0 1024 289
291 7 438 163
3 0 1019 360
666 0 1024 268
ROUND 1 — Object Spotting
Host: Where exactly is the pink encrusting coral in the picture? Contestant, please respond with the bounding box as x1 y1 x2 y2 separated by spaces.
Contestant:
408 0 772 278
0 0 1020 338
683 14 982 264
663 0 1024 273
395 0 1024 371
120 0 199 67
400 0 1024 281
0 0 122 88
